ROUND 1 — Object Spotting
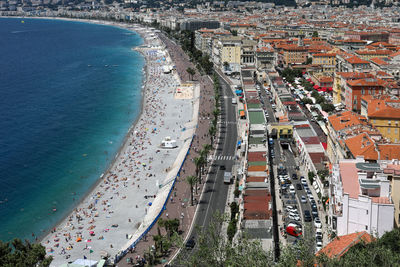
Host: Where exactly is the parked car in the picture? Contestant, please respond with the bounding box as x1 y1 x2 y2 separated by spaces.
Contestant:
292 173 298 180
286 225 302 237
296 183 302 190
314 218 322 228
301 196 307 203
289 214 301 221
289 185 295 194
304 210 312 222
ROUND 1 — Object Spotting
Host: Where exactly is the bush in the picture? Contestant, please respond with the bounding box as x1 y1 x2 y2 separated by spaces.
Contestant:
227 221 237 241
308 171 315 184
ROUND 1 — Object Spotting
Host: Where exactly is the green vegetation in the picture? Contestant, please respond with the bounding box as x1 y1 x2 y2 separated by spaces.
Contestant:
0 239 53 267
178 213 400 266
308 171 315 184
281 67 302 84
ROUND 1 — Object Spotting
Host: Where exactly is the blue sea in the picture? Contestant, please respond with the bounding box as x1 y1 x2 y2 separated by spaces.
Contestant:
0 18 144 242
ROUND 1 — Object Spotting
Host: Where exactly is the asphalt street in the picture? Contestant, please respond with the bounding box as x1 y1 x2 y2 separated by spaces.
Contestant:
173 73 238 264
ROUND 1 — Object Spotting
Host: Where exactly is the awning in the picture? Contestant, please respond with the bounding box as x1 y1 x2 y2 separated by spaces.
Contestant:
328 87 333 92
313 85 319 89
239 110 245 117
237 140 242 146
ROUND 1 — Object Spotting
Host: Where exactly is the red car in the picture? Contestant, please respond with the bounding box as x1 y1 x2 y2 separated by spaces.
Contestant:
286 225 302 237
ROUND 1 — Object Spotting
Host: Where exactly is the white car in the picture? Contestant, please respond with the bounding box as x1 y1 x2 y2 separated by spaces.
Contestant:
316 242 323 252
314 218 322 228
289 185 295 194
316 228 323 238
301 195 307 203
309 195 315 202
286 207 298 214
301 178 307 186
289 214 301 221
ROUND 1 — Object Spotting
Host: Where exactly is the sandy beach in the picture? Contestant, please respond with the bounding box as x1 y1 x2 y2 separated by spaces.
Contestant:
40 21 196 266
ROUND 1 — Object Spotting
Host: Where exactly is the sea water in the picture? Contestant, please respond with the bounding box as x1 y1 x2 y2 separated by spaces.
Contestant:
0 18 144 242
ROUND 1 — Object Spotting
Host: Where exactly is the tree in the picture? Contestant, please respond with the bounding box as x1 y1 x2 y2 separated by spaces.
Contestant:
301 97 313 105
186 67 196 81
209 125 216 146
186 175 197 206
223 61 230 71
308 171 315 184
0 239 53 267
231 30 238 36
312 31 319 37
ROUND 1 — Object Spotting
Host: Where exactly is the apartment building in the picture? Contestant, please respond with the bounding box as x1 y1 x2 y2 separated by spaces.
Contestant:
212 36 242 67
280 44 307 66
329 158 394 238
326 111 371 163
312 53 336 74
332 72 375 105
343 77 386 111
360 95 400 143
383 161 400 227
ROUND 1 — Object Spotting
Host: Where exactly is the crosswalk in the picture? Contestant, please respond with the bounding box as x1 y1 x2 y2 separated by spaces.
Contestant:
214 155 236 161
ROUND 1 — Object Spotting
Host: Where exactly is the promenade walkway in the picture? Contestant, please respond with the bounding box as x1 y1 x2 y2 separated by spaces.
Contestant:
118 32 215 266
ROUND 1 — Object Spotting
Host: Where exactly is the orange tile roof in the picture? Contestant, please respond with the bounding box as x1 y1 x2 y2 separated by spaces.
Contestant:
356 49 391 56
345 133 378 161
318 232 373 259
313 53 337 57
346 78 385 87
337 72 375 80
328 111 368 131
345 56 370 65
370 57 389 65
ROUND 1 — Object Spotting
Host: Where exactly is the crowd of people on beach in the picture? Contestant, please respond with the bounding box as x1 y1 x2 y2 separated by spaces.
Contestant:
43 28 193 265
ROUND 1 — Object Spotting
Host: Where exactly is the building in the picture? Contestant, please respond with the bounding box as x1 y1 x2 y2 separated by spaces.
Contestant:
355 49 392 61
280 44 307 66
180 19 220 31
329 158 394 238
318 231 373 259
383 161 400 227
212 36 242 68
312 53 336 74
333 72 375 106
344 77 386 111
326 111 372 163
361 95 400 143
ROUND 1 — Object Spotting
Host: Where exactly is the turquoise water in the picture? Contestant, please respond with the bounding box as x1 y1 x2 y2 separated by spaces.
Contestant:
0 18 144 242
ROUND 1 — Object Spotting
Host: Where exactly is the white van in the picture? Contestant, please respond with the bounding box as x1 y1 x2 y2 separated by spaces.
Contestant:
232 98 237 104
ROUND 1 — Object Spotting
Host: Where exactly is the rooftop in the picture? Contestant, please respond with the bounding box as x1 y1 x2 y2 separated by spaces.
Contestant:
318 232 373 259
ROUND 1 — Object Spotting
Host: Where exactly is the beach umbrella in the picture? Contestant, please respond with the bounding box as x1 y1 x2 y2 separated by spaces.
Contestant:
148 202 152 206
89 231 94 235
76 237 82 242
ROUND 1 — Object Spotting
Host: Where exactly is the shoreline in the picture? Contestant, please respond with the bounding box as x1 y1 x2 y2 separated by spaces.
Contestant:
23 18 150 245
20 17 196 266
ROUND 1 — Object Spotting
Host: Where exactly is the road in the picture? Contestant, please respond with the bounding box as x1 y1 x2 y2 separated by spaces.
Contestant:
258 84 316 250
173 73 238 264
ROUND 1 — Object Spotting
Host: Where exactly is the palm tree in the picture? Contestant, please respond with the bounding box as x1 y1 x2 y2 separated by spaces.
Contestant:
213 108 220 120
186 175 197 206
209 125 216 146
153 234 162 254
203 144 212 157
186 67 196 81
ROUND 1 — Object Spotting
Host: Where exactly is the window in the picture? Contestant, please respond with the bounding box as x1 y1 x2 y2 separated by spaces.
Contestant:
388 120 391 125
395 128 398 134
388 128 391 134
366 210 368 215
365 225 368 230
